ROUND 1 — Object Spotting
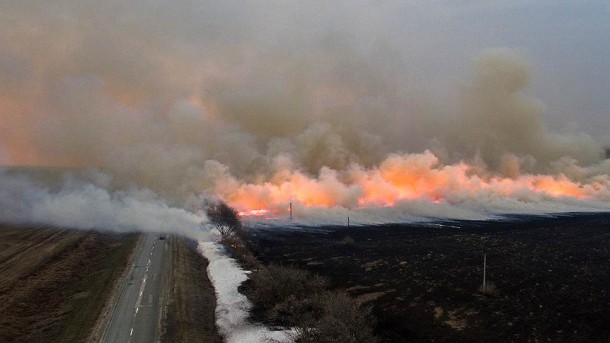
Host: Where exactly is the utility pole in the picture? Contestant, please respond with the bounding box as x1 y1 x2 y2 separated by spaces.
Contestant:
482 253 487 291
347 216 350 228
289 202 292 221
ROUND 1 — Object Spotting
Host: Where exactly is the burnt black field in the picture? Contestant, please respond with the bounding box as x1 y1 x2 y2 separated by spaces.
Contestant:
247 213 610 342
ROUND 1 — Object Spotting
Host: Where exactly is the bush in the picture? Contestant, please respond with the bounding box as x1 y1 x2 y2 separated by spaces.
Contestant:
268 293 326 327
245 264 378 342
246 265 328 325
295 292 377 343
220 234 259 270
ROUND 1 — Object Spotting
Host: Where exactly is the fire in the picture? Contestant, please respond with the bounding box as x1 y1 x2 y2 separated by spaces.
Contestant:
530 176 586 198
239 209 271 217
238 209 283 221
214 151 608 216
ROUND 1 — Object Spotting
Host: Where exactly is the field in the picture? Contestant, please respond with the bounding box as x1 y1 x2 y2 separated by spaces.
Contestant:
248 213 610 342
0 225 136 342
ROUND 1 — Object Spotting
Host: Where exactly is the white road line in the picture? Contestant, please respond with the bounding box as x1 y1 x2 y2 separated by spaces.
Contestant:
130 328 133 336
134 274 148 309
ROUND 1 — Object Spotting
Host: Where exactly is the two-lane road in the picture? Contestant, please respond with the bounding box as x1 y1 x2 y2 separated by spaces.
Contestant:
101 233 169 343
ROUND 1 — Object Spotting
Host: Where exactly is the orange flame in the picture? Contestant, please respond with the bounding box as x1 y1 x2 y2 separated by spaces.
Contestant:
214 151 608 215
238 209 270 217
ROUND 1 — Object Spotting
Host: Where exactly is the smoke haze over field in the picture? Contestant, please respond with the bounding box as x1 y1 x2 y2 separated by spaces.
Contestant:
1 1 609 230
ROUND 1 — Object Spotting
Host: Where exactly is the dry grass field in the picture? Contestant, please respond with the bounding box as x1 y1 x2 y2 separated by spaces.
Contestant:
0 225 136 342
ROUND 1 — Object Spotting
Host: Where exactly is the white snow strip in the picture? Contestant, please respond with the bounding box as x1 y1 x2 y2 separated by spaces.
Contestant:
198 239 295 343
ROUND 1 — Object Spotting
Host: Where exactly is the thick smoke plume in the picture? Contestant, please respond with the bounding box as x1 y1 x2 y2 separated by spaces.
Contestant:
0 168 207 239
1 1 609 230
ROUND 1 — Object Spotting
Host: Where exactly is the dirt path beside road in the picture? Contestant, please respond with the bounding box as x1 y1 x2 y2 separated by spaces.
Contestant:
162 236 222 343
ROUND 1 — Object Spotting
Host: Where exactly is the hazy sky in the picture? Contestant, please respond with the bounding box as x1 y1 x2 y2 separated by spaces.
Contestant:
2 1 608 135
380 0 610 135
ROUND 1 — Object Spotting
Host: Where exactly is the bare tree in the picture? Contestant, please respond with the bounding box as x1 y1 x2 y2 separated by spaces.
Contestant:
207 201 241 236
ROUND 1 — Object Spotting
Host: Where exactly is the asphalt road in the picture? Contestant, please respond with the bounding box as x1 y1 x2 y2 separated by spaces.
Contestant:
101 233 169 343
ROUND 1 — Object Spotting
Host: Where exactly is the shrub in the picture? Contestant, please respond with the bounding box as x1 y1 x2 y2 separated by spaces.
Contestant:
295 292 377 343
268 293 326 327
245 265 378 342
246 265 328 326
220 234 260 270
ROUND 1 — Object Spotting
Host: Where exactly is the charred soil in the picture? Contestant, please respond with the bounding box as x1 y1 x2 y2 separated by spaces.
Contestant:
248 213 610 342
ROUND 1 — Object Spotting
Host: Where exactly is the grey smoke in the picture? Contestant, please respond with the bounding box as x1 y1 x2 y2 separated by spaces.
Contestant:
0 1 609 227
0 169 207 239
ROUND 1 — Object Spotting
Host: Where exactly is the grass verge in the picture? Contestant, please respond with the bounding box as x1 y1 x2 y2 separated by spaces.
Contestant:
162 237 222 343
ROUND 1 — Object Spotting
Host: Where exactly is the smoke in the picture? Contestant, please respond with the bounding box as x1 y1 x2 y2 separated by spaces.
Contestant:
1 1 609 230
0 168 208 239
444 48 604 170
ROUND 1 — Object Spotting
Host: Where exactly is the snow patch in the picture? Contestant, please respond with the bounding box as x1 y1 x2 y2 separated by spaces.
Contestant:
198 239 295 343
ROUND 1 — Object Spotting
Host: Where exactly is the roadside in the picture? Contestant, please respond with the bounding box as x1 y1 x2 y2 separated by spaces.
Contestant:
162 236 222 343
0 226 137 342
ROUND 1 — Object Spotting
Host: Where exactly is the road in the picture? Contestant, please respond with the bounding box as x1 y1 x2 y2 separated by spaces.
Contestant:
101 233 169 343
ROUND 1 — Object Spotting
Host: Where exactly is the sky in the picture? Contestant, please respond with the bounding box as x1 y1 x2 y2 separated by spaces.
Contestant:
0 1 609 229
388 1 610 135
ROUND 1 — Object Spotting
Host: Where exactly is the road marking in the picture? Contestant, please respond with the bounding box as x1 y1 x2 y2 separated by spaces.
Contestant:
134 275 148 309
130 328 133 336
